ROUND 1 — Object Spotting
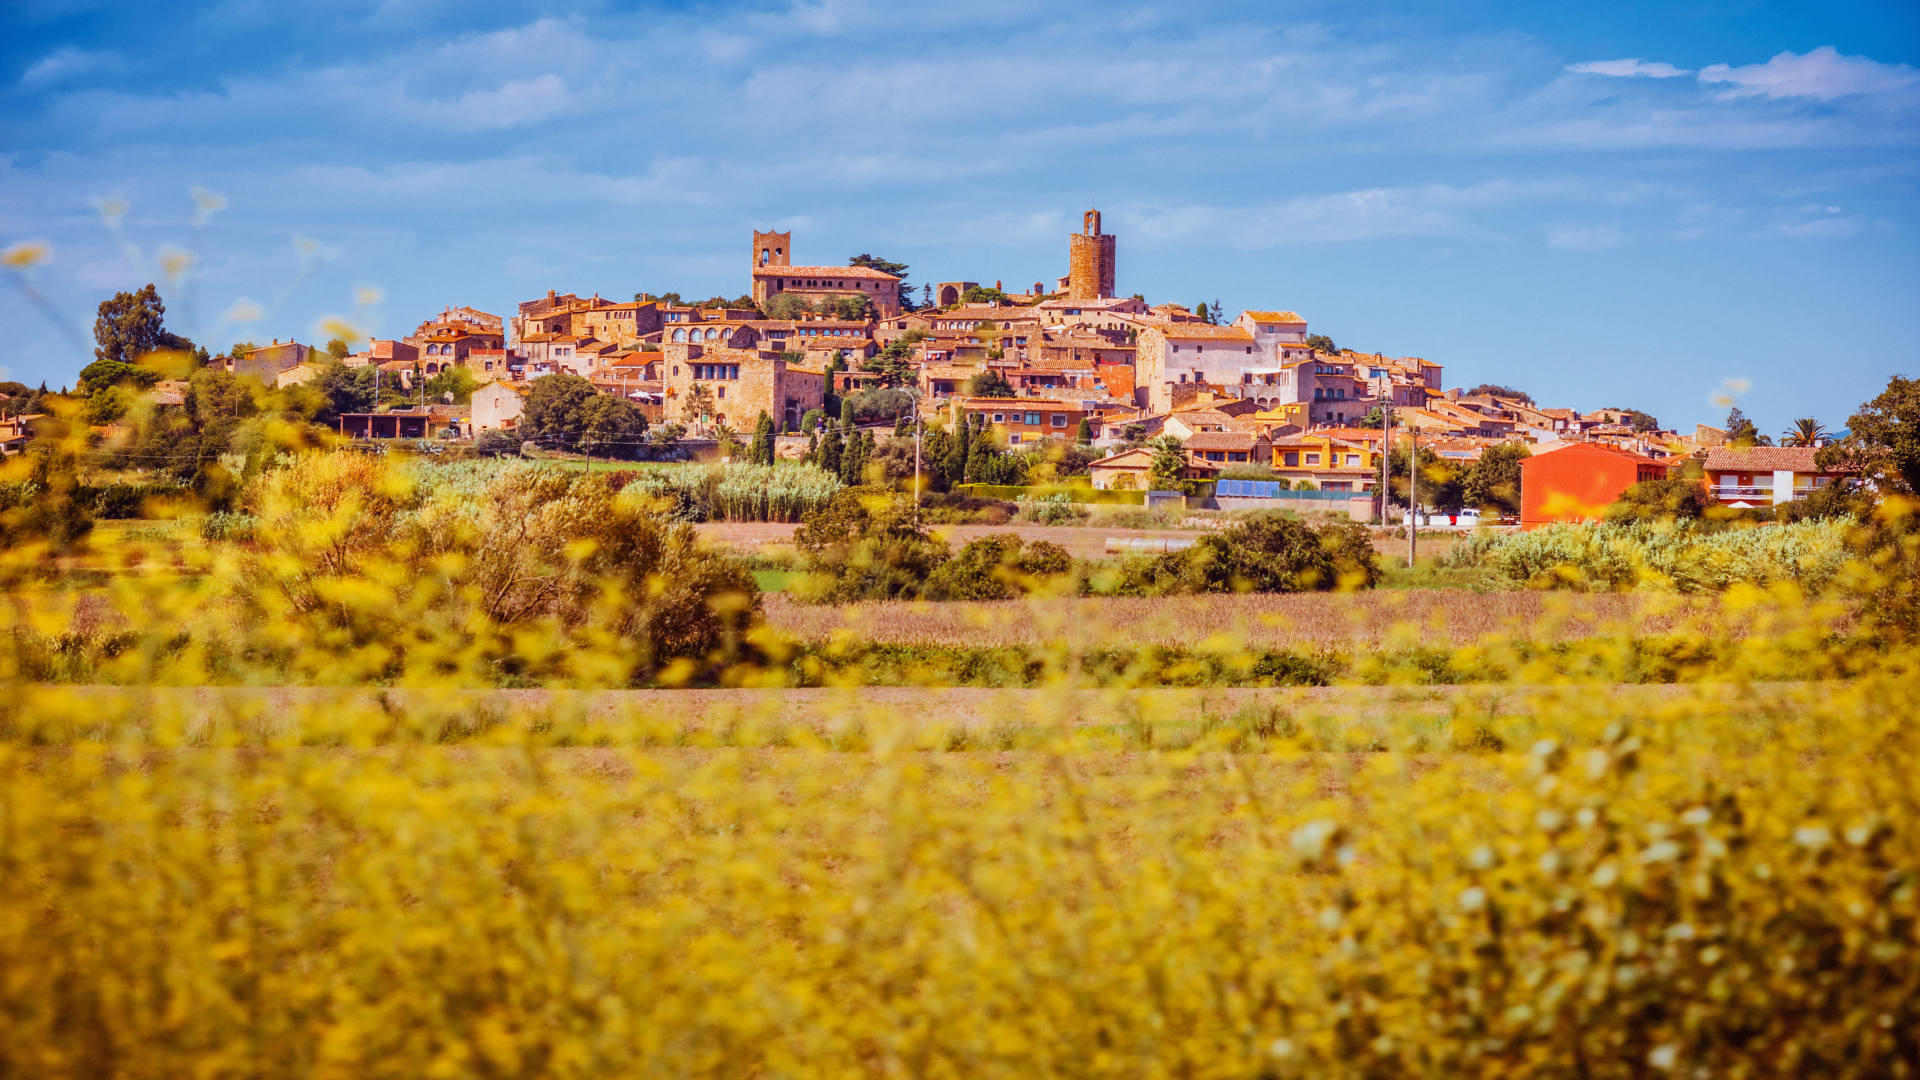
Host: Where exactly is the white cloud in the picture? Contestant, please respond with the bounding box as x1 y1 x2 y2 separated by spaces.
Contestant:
427 74 573 130
1547 223 1624 250
1699 46 1920 101
1567 59 1690 79
1761 217 1861 240
20 46 113 87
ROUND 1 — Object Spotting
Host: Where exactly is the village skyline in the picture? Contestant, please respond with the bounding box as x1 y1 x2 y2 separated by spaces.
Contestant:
4 1 1917 432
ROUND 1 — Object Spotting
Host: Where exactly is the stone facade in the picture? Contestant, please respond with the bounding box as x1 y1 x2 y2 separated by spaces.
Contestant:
231 340 311 384
1067 209 1116 300
753 230 791 268
659 343 825 432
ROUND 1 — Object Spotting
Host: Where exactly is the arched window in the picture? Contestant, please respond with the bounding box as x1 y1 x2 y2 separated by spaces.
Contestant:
705 328 718 340
672 329 687 342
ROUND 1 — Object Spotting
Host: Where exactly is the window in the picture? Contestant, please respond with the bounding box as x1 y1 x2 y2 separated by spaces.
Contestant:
992 413 1005 423
1051 414 1067 427
1205 451 1225 461
1305 453 1321 465
1008 434 1022 444
1345 454 1360 466
717 387 725 399
1025 413 1041 425
671 366 679 376
1283 452 1299 467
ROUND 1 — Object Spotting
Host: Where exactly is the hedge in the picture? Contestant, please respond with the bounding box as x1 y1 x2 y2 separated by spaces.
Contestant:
955 484 1146 505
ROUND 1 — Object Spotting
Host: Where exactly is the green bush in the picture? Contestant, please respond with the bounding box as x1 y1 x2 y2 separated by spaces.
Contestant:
199 511 257 542
925 534 1074 600
87 483 192 520
1605 478 1711 523
1014 492 1090 525
1090 517 1380 595
790 487 951 603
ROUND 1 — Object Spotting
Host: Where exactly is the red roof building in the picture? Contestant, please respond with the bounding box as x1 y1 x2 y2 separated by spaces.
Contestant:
1520 443 1669 529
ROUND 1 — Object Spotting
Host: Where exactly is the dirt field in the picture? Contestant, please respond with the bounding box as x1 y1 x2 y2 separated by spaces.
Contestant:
760 590 1681 649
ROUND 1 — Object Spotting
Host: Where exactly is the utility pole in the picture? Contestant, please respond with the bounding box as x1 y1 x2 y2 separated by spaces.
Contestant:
1377 392 1392 525
1407 421 1419 570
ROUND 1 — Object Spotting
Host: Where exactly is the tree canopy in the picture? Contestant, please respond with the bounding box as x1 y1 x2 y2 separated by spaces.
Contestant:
93 284 193 367
965 371 1015 398
1467 384 1533 405
1819 374 1920 495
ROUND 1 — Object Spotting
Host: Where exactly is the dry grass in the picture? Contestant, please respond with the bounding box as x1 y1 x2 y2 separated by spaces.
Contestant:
760 589 1692 650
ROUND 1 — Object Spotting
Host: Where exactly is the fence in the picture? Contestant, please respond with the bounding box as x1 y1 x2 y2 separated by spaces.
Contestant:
1215 479 1357 502
955 484 1146 505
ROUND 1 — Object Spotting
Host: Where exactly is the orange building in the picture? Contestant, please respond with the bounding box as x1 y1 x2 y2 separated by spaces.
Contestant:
1519 443 1669 528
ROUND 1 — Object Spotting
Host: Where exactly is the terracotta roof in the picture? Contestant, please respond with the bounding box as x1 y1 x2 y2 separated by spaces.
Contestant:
1240 311 1307 324
1090 448 1155 467
1702 447 1833 473
1184 431 1267 451
751 265 901 281
1154 324 1257 342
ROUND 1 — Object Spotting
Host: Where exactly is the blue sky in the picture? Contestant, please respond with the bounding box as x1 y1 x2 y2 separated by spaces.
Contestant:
2 0 1915 433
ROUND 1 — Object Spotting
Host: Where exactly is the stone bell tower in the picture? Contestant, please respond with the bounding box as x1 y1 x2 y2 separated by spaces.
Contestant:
752 229 791 269
1067 209 1116 300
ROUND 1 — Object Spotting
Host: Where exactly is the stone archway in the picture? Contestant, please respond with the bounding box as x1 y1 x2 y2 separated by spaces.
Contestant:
939 285 960 306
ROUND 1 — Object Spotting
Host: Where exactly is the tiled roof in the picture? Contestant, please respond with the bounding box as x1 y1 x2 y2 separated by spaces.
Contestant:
1090 448 1155 467
1702 447 1832 473
1183 431 1267 451
1154 324 1257 342
751 265 901 281
1240 310 1307 324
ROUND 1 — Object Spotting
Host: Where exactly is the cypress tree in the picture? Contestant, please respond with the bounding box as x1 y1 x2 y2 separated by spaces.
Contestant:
805 430 818 465
840 397 855 428
819 426 844 477
1075 417 1093 444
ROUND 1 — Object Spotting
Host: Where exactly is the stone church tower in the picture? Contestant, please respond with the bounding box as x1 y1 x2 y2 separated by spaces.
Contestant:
1067 209 1116 300
753 230 791 268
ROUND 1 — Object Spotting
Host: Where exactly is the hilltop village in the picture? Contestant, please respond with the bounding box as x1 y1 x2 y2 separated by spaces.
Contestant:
59 209 1833 523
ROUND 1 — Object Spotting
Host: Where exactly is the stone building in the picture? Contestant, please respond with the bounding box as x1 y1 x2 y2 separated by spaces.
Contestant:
1067 209 1116 300
658 343 826 432
748 229 902 317
229 340 311 384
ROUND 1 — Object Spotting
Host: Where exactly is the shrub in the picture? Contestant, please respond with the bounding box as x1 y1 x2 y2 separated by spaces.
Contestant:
199 511 257 542
925 534 1074 600
1093 517 1380 595
1014 492 1090 525
790 487 950 602
88 483 191 520
1446 518 1854 592
1606 478 1712 523
474 428 522 457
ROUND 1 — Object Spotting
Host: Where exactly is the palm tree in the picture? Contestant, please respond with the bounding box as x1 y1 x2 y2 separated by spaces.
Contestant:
1782 418 1828 447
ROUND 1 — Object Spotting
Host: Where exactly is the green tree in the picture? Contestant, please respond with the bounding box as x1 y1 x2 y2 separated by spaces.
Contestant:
1782 418 1829 447
522 374 602 451
682 384 716 425
325 338 351 360
752 411 774 466
1463 443 1531 514
1467 383 1533 404
816 425 844 476
421 365 477 406
1305 334 1338 355
840 397 856 427
1075 417 1093 444
1725 407 1759 446
791 488 949 602
1601 406 1660 433
1147 435 1187 490
578 394 648 459
1606 478 1713 523
312 362 377 422
959 286 1009 306
966 370 1015 398
849 254 911 311
1819 374 1920 495
93 284 192 367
